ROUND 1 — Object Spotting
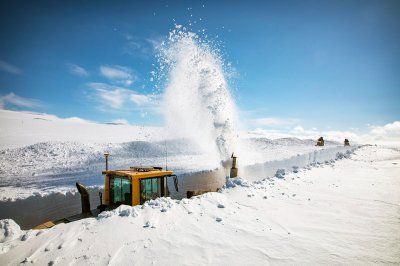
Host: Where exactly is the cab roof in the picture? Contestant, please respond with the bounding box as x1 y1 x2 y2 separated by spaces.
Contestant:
102 167 173 180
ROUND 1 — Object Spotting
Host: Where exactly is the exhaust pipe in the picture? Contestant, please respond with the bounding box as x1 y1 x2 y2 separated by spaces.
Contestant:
76 182 91 214
230 153 238 178
104 152 110 170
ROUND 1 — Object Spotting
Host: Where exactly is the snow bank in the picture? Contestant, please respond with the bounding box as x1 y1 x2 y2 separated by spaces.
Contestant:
0 188 102 229
224 177 251 188
98 205 140 219
275 168 286 178
0 219 23 254
242 145 358 181
0 139 205 179
97 198 178 219
237 137 340 166
0 219 22 243
0 134 345 201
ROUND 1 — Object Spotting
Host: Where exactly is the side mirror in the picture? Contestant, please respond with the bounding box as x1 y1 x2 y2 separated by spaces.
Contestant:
99 191 103 205
173 176 179 192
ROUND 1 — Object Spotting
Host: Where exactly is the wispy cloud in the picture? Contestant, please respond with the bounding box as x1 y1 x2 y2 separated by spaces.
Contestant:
99 65 131 79
99 65 135 86
0 60 22 75
0 92 41 109
87 82 153 110
122 34 161 59
130 94 150 105
251 117 299 126
145 37 163 50
67 63 89 77
94 87 126 109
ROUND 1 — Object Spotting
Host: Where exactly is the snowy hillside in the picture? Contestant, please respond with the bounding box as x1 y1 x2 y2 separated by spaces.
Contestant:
1 145 399 265
0 110 162 149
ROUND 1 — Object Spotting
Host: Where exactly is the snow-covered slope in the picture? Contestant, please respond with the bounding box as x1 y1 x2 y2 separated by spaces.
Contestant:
0 110 162 149
1 145 399 265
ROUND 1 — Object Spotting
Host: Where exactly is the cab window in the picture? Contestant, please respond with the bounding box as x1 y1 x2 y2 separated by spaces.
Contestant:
110 176 131 205
140 178 162 204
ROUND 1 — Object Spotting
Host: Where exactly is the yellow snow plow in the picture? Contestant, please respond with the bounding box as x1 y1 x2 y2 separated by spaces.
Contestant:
33 166 178 229
101 167 177 207
316 137 324 146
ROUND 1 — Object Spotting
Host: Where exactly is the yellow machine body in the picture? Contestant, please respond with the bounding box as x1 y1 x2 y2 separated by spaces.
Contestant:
102 168 174 206
316 137 325 146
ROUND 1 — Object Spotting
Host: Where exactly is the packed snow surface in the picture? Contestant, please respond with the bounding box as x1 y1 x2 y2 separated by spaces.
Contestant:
1 145 399 265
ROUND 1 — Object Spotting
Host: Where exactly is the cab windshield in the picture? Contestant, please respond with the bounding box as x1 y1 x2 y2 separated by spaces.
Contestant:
140 177 163 204
109 175 131 205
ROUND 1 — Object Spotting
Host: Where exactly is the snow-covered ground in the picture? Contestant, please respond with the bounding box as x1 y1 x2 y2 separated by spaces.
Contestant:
1 145 399 265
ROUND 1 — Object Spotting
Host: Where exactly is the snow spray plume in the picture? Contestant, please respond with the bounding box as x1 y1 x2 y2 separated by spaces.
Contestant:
157 25 237 162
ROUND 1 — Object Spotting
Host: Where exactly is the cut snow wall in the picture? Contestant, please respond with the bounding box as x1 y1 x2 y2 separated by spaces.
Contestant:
0 188 102 230
242 146 357 181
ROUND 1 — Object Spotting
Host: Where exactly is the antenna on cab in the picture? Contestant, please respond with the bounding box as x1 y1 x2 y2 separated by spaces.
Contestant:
104 152 110 171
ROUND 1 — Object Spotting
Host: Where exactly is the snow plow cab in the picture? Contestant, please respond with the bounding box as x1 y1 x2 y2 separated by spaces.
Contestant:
33 167 177 229
316 137 324 146
100 167 177 208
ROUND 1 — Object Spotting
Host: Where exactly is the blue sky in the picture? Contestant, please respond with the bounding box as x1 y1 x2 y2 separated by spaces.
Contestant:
0 0 399 132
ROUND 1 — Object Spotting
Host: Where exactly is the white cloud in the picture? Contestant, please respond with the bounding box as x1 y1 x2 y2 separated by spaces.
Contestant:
87 82 153 110
0 93 41 109
252 117 299 126
244 128 293 139
100 65 134 80
99 65 136 87
130 94 150 106
124 79 133 86
67 63 89 77
291 127 360 143
370 121 400 137
0 60 22 75
95 88 126 109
